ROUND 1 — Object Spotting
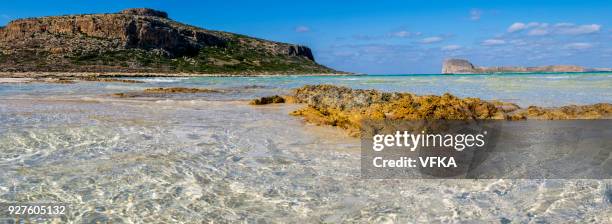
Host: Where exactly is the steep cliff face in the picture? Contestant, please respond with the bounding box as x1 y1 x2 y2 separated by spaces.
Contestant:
0 8 333 74
442 58 587 74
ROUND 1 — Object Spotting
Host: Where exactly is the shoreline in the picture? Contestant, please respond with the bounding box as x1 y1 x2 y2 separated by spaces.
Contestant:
2 71 610 79
0 71 359 78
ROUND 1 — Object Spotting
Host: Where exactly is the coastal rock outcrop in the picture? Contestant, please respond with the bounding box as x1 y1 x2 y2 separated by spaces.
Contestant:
289 85 506 135
251 85 612 136
0 8 336 74
442 58 587 74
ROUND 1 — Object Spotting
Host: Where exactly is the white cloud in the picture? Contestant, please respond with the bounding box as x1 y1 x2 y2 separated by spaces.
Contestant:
508 22 545 33
421 36 443 44
482 39 506 46
470 9 482 21
554 22 574 27
352 34 378 40
509 39 528 46
295 26 310 33
441 45 462 51
557 24 600 35
392 30 411 38
507 22 600 36
351 30 421 40
564 42 593 50
507 22 526 32
527 22 543 28
528 28 549 36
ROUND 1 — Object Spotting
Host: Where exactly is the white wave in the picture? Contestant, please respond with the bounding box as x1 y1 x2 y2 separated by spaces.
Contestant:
138 77 191 83
542 76 571 79
103 85 145 90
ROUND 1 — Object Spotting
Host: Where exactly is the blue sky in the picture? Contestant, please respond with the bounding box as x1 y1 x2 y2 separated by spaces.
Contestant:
1 0 611 74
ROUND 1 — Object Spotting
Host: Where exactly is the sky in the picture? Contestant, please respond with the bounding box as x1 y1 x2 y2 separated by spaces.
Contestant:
1 0 611 74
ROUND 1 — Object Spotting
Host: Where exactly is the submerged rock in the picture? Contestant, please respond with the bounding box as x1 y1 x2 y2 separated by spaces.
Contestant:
142 87 219 94
110 93 132 98
77 77 144 83
249 95 286 105
112 87 220 98
31 78 76 84
240 85 268 89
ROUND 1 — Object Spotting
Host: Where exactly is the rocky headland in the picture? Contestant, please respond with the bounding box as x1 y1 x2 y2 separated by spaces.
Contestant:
252 85 611 136
441 59 611 74
0 8 339 75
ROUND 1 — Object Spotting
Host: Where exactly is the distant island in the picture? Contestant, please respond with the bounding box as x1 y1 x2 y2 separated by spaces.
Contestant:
442 59 612 74
0 8 341 76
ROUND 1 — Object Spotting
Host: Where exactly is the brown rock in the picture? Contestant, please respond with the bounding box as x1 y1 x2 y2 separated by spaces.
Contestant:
30 78 75 84
249 95 286 105
142 87 219 94
77 77 144 83
511 104 612 120
257 84 611 136
111 87 219 98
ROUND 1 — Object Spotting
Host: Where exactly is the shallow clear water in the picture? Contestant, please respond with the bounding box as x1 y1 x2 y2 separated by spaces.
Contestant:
2 72 611 107
0 73 611 223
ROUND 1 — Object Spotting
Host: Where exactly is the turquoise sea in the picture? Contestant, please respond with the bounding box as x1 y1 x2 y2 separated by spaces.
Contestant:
0 72 611 222
1 72 611 106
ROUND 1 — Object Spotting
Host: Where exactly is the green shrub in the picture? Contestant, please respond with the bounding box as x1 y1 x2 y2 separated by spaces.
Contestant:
68 42 333 74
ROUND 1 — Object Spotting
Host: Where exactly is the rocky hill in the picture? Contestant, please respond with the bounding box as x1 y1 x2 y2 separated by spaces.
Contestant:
442 59 591 74
0 8 338 75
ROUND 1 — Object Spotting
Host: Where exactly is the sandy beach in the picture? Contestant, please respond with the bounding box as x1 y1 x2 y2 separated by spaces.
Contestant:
0 78 35 83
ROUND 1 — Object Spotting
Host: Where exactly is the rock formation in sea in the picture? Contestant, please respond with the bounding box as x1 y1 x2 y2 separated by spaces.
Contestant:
441 59 589 74
249 95 286 105
111 87 220 98
441 59 477 74
0 8 337 74
251 85 612 136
